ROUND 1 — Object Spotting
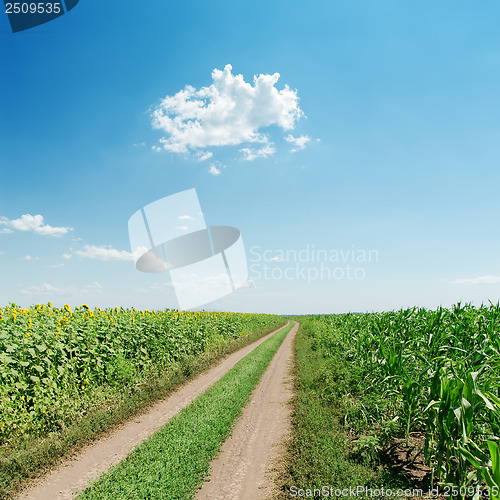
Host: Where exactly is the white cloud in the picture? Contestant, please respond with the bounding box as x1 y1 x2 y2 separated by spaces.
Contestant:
21 283 61 294
152 64 303 154
135 282 174 294
452 275 500 285
208 164 221 176
86 281 104 293
196 151 213 162
172 272 231 292
240 142 276 161
21 281 103 296
176 226 189 231
178 215 193 220
0 228 13 234
74 245 133 262
133 142 146 148
0 214 72 237
285 134 311 152
62 253 72 260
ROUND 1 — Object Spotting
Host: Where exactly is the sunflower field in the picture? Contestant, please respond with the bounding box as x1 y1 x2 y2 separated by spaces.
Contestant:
0 303 283 446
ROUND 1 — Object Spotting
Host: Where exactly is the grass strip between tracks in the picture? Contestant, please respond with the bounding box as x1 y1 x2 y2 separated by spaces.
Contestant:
78 322 294 500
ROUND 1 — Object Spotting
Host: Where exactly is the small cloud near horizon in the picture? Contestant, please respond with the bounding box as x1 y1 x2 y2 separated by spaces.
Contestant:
452 274 500 285
66 245 133 262
0 214 72 237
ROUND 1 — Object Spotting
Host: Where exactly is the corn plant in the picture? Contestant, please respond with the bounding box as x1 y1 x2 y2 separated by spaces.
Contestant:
300 303 500 495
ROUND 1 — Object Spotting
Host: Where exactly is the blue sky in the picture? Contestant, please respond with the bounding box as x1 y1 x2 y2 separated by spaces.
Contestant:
1 1 500 314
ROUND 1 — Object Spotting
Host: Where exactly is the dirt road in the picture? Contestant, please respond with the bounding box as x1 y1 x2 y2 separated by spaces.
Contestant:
16 322 290 500
196 321 298 500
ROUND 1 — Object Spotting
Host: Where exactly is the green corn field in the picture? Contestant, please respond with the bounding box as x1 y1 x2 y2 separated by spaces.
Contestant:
298 303 500 498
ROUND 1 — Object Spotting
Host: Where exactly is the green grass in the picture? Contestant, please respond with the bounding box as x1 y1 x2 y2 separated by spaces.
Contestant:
1 320 285 500
77 322 294 500
274 320 402 499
